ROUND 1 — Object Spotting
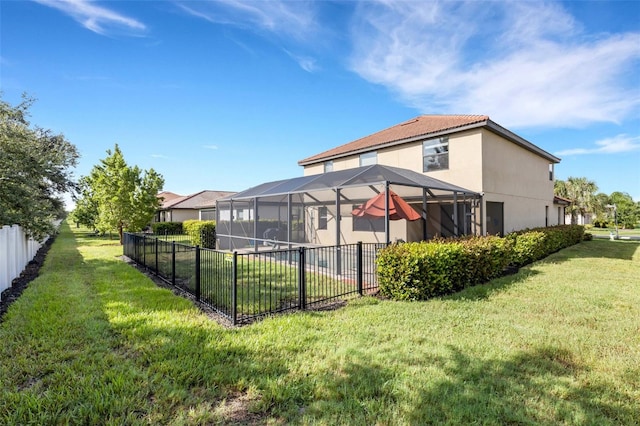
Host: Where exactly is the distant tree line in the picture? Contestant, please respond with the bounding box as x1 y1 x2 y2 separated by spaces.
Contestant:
555 177 639 229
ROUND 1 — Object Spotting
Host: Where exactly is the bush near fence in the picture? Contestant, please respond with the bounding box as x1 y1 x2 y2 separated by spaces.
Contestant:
183 220 216 249
377 225 584 301
151 221 183 235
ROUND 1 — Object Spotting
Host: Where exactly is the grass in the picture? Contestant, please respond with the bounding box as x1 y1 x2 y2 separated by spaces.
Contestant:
1 222 639 425
587 227 640 237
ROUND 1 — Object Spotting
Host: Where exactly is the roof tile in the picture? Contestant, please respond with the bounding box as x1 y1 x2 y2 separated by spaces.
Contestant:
298 115 489 165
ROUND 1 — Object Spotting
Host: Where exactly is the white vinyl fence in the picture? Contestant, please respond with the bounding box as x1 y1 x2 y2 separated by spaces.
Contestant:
0 225 47 301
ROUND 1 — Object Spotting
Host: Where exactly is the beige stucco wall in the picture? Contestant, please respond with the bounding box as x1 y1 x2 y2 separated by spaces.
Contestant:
480 129 555 233
170 209 200 223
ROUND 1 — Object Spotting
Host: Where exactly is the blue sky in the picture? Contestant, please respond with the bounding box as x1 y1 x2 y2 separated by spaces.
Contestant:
2 0 639 204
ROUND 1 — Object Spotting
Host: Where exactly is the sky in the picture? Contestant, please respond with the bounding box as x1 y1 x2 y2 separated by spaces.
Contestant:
2 0 639 205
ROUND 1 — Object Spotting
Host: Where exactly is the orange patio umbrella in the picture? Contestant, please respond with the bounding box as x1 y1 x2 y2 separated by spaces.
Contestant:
352 190 421 221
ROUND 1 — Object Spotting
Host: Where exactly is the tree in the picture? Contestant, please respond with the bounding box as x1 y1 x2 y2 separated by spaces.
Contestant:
608 192 639 229
78 144 163 244
70 175 99 231
590 192 612 227
554 177 598 225
0 94 79 240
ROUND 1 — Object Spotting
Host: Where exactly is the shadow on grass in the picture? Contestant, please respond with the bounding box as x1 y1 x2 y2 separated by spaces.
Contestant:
443 268 541 302
444 239 639 302
402 345 637 425
568 239 640 261
84 255 293 423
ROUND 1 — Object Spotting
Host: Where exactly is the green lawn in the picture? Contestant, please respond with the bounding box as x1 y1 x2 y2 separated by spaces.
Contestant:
1 222 638 425
587 227 640 237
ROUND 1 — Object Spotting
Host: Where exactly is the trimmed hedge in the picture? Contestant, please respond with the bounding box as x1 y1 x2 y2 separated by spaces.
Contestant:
377 236 511 300
378 225 584 301
183 220 216 249
151 222 183 235
506 225 584 267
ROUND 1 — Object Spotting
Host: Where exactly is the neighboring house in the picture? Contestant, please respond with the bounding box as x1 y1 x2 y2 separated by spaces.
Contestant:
554 195 571 226
156 190 236 223
566 212 593 226
217 115 563 250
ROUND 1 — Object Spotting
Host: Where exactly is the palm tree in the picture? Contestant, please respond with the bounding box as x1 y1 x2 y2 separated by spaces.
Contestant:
555 177 598 224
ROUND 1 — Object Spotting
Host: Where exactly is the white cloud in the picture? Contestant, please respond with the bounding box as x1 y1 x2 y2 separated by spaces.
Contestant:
177 1 321 71
151 154 169 159
555 134 640 156
284 49 318 73
202 145 219 150
348 1 640 128
35 0 145 35
177 0 317 41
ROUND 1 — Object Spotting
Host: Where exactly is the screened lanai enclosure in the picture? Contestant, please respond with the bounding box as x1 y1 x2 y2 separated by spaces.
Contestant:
216 165 482 252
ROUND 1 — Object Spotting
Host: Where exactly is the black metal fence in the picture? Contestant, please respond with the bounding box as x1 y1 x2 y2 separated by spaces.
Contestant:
123 232 385 325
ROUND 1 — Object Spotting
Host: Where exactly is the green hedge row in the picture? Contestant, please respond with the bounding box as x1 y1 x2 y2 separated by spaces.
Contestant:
151 222 183 234
377 225 584 301
183 220 216 249
505 224 585 267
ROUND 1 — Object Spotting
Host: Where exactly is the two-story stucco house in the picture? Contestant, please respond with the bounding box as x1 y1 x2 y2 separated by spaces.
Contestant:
216 115 564 250
299 115 562 237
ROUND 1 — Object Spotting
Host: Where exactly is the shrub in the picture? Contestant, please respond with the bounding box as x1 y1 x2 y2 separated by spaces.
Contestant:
183 220 216 249
378 225 584 301
459 236 513 286
377 236 511 301
377 241 464 300
151 222 183 235
506 225 584 267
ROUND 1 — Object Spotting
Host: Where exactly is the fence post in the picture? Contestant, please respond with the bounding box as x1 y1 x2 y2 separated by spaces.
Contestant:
143 235 147 268
171 241 176 286
357 241 363 296
298 247 306 310
195 245 201 301
231 252 238 325
155 237 159 275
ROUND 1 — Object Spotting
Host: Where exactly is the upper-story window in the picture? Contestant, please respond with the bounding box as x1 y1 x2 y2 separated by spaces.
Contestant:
549 164 554 181
360 151 377 167
423 137 449 172
324 161 334 173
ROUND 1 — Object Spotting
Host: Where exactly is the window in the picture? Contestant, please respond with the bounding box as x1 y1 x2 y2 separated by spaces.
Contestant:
236 210 244 221
352 205 385 232
324 161 333 173
318 207 328 230
549 164 554 181
423 137 449 172
359 151 377 167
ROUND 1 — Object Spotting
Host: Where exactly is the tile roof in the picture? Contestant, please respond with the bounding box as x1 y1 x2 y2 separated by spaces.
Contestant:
159 190 237 209
158 191 182 203
298 115 489 165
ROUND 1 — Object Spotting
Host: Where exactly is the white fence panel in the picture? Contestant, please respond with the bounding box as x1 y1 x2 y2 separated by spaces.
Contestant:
0 225 45 301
